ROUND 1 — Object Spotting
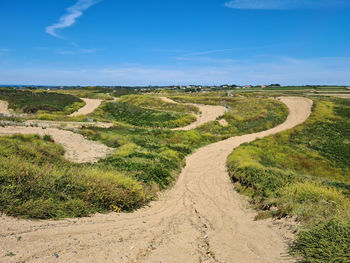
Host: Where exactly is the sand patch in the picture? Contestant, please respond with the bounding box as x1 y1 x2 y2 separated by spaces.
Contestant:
69 98 102 117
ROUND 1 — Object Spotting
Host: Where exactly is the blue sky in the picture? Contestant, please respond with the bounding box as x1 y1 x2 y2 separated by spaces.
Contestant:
0 0 349 86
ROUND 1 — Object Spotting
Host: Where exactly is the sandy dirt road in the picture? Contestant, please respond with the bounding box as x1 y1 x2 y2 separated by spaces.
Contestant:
0 97 312 263
0 100 10 115
0 126 112 163
160 97 227 131
69 98 102 117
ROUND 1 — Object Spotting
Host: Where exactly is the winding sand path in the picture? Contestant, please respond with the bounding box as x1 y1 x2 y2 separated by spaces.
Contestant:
0 100 10 115
160 97 227 131
69 98 102 117
0 97 312 263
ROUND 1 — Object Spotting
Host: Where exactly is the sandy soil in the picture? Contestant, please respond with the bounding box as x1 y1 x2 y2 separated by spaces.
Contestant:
0 126 113 163
24 120 113 129
0 100 10 115
69 98 102 117
0 97 312 263
160 97 227 131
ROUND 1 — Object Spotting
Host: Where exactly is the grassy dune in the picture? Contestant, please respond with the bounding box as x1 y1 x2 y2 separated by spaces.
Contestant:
0 88 83 114
226 97 350 262
93 101 197 128
119 95 200 114
0 135 149 219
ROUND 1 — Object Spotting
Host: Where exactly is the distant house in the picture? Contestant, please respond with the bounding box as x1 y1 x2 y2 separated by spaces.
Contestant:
261 85 266 89
244 85 252 89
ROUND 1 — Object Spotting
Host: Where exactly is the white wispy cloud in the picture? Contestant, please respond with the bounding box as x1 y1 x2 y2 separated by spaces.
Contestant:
225 0 350 10
46 0 100 37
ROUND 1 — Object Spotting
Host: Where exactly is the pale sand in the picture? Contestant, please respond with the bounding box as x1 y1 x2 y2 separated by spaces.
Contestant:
24 120 113 129
0 97 312 263
0 127 113 163
218 119 229 126
160 97 227 130
0 100 10 114
69 98 102 117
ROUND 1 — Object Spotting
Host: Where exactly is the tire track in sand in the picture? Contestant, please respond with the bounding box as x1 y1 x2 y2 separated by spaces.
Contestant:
0 97 312 263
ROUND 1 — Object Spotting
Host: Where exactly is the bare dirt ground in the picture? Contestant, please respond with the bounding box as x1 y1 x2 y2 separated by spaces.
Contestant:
69 98 102 117
0 100 10 115
0 126 113 163
0 97 312 263
24 120 113 129
160 97 227 131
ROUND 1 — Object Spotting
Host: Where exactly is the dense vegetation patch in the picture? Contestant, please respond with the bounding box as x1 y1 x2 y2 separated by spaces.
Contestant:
290 220 350 263
56 86 137 100
226 97 350 262
93 101 197 128
0 135 149 219
119 95 200 114
0 88 83 114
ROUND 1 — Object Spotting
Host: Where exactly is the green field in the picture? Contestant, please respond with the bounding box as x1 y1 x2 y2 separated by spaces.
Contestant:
92 101 197 128
0 88 83 114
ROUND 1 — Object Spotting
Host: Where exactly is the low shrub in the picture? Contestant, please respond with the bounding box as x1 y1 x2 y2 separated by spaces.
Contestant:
290 220 350 263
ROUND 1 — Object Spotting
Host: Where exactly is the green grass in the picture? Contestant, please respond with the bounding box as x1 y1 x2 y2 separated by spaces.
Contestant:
290 220 350 263
0 134 150 219
119 94 200 113
263 86 347 91
56 86 139 100
0 88 83 114
226 97 350 262
92 101 197 128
